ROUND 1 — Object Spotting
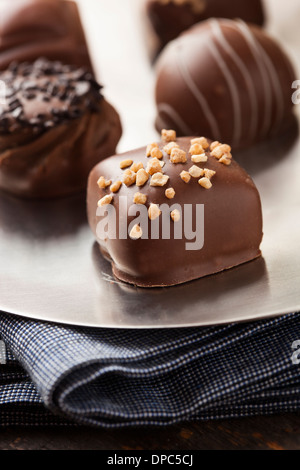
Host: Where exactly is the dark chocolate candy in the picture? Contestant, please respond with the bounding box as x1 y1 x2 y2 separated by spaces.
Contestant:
155 19 296 150
0 0 93 72
87 136 263 287
146 0 265 58
0 59 122 199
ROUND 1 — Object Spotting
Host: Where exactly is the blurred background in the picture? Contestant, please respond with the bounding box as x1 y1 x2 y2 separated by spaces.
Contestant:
75 0 300 153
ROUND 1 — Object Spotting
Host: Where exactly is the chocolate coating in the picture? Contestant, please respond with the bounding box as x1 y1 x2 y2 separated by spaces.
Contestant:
0 59 122 199
87 137 263 287
0 0 93 71
146 0 265 58
155 19 296 150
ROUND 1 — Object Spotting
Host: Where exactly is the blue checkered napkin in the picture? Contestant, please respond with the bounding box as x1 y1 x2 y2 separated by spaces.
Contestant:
0 344 70 426
0 312 300 428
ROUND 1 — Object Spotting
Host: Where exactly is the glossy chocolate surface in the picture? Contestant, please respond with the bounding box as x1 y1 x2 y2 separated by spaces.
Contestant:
87 136 263 287
0 0 93 71
155 19 296 150
0 59 122 198
146 0 265 57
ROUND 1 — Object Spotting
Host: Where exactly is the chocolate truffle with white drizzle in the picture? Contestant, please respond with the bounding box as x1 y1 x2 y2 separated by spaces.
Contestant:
155 19 296 150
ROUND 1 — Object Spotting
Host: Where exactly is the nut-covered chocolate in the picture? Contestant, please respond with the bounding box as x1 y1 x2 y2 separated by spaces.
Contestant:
0 59 122 198
87 133 263 287
0 0 93 71
155 19 296 150
146 0 265 58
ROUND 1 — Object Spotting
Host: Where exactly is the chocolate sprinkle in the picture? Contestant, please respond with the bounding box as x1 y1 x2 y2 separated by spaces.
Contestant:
0 58 104 135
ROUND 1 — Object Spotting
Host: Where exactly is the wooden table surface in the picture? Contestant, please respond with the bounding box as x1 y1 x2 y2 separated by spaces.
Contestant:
1 414 300 450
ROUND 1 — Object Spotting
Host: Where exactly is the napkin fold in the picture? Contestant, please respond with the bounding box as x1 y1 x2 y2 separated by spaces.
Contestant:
0 312 299 427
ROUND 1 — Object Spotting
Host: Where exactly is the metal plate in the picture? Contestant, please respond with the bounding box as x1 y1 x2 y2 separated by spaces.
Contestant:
0 0 300 328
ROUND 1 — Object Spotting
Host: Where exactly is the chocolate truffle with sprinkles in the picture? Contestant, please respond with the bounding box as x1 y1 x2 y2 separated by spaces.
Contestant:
155 19 296 150
87 131 263 287
0 58 122 198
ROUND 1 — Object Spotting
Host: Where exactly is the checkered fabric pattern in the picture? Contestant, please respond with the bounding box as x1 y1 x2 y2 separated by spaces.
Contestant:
0 311 300 427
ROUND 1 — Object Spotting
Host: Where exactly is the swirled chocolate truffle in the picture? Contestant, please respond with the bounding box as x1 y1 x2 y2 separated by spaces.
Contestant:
146 0 265 58
0 0 93 71
87 131 263 287
0 59 122 198
155 19 296 150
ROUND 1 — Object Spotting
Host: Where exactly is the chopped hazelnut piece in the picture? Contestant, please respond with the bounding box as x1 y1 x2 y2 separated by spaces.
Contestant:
146 143 158 157
211 144 232 159
134 192 147 205
163 142 179 155
123 169 136 186
151 147 163 160
130 224 143 240
180 171 191 183
204 169 216 179
191 153 208 163
161 129 176 143
189 143 204 155
165 188 175 199
210 141 220 151
198 177 213 189
160 160 165 168
150 173 169 187
131 162 144 173
148 203 161 220
219 156 232 166
189 165 204 178
97 176 111 189
146 157 163 176
170 148 187 164
136 169 149 187
191 137 209 149
110 180 122 193
98 194 113 207
171 209 181 222
120 159 133 169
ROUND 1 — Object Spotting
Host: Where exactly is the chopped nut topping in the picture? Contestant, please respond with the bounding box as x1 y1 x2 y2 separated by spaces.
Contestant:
146 143 158 157
170 148 187 164
151 147 163 160
189 165 204 178
110 180 122 193
136 169 149 187
146 157 163 176
97 176 111 189
191 153 208 163
120 159 133 169
148 203 161 220
163 142 179 155
165 188 176 199
191 137 209 149
131 162 144 173
189 143 204 155
171 209 181 223
130 224 143 240
210 141 220 151
204 168 216 179
198 177 213 189
161 129 176 143
180 171 191 183
134 192 147 205
219 155 232 166
98 194 113 207
211 145 231 159
160 160 165 168
123 169 136 186
150 173 169 187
